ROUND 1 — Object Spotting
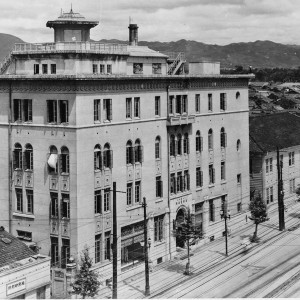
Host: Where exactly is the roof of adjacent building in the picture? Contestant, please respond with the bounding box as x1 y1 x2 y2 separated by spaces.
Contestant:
249 112 300 153
0 226 35 268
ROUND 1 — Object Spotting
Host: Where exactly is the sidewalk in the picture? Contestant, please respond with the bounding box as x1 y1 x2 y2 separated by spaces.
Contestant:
98 197 297 299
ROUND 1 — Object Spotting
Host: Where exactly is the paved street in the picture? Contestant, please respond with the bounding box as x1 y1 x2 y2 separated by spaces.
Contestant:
99 197 300 298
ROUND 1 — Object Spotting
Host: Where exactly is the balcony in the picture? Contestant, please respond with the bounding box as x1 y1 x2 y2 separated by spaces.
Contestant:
12 42 129 55
167 114 195 126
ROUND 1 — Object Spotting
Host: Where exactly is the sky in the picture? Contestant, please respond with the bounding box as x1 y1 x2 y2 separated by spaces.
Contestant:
2 0 300 45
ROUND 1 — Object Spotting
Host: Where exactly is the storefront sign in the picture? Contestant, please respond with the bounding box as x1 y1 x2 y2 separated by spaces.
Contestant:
6 278 26 296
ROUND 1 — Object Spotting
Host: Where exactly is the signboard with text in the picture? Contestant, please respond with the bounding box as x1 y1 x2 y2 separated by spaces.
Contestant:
6 278 26 296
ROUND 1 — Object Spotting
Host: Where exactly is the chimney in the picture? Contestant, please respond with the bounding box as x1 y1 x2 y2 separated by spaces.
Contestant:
128 23 138 46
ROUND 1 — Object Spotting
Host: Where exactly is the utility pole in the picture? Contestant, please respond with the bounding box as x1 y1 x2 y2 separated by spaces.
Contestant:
277 147 285 231
142 197 150 296
112 182 117 299
220 199 230 256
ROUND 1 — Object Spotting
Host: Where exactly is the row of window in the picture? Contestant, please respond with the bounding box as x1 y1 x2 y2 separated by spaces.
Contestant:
170 171 190 194
34 63 56 75
15 188 33 214
93 64 112 75
266 151 296 174
51 236 70 268
133 63 162 75
94 189 111 214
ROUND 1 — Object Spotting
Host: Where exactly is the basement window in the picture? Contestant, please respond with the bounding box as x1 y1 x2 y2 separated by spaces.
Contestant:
17 230 32 241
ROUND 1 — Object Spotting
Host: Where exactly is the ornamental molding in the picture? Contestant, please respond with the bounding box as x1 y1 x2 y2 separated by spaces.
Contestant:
0 78 248 93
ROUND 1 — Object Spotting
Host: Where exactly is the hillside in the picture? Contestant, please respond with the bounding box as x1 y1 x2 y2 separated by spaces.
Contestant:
0 33 24 60
1 33 300 69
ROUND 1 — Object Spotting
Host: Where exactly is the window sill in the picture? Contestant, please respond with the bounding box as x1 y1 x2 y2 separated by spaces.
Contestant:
14 168 23 172
61 172 69 176
155 198 163 203
126 118 132 121
155 115 161 118
94 169 101 173
126 205 142 211
196 187 202 191
154 240 165 247
13 212 35 219
24 169 33 172
208 184 215 188
103 120 111 123
95 213 102 217
94 121 101 124
221 180 227 185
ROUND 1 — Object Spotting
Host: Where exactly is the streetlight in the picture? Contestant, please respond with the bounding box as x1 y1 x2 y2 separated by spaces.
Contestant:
220 207 230 256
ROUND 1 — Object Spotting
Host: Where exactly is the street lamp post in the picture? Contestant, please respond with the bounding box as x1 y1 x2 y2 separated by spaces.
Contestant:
220 205 231 257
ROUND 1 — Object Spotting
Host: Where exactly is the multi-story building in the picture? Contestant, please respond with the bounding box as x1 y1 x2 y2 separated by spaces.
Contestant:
250 112 300 205
0 8 252 295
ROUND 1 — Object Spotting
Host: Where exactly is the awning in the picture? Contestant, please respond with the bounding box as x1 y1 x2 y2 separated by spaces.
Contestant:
48 154 57 168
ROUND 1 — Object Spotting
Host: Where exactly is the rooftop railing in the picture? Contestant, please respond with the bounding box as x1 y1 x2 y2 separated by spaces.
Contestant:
162 52 186 61
13 42 129 55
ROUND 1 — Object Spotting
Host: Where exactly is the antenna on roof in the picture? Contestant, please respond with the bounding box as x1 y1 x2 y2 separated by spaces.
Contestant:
70 3 73 13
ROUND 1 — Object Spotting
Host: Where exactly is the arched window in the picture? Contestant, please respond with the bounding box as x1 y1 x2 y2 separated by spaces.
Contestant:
220 127 227 148
155 136 161 159
170 135 175 156
195 131 203 152
60 146 70 174
13 143 22 170
48 146 58 174
103 143 113 169
126 140 133 165
134 139 143 163
183 133 189 154
208 129 213 150
177 134 182 155
24 144 33 171
94 144 102 171
237 139 241 151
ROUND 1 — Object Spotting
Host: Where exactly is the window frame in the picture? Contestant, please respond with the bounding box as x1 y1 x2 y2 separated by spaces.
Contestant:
26 189 34 214
134 97 140 118
195 94 200 113
94 190 102 214
208 93 213 111
155 96 161 116
94 99 101 122
104 188 110 212
16 188 23 212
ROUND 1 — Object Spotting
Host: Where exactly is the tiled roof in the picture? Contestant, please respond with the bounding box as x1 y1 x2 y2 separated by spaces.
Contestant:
0 227 35 268
249 112 300 152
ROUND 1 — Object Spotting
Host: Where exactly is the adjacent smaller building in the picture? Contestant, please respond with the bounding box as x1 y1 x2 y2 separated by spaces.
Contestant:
249 112 300 205
0 226 51 299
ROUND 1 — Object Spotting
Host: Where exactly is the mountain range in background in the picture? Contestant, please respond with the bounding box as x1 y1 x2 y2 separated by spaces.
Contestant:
1 33 300 69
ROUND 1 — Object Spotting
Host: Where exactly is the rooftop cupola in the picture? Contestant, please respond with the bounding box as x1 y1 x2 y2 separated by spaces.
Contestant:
46 8 99 42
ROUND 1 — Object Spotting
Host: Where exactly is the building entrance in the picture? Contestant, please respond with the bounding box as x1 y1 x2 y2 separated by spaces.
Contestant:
176 208 186 248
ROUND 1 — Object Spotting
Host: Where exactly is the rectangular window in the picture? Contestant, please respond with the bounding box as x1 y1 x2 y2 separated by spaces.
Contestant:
126 98 132 119
176 95 182 114
155 96 161 116
34 64 39 74
237 202 241 213
13 99 22 122
127 183 133 206
50 237 59 266
134 97 140 118
156 176 163 198
103 99 112 121
93 64 98 74
104 188 110 212
221 161 226 180
290 179 296 193
183 170 190 191
59 100 69 123
266 159 269 173
169 95 174 114
16 188 23 212
42 64 48 74
23 99 32 122
220 93 227 111
94 99 101 122
51 64 56 74
182 95 187 113
95 234 101 263
237 173 241 184
133 63 143 74
105 232 111 260
266 187 270 204
61 238 70 268
135 181 141 203
269 158 273 172
209 164 215 184
107 64 112 74
94 190 102 214
177 172 182 192
170 173 176 194
195 94 200 113
37 286 46 299
152 63 162 74
47 100 57 123
154 215 164 242
50 193 58 218
61 194 70 219
270 186 274 202
289 152 295 166
100 64 105 74
209 200 215 222
196 167 203 188
208 94 213 111
26 189 34 214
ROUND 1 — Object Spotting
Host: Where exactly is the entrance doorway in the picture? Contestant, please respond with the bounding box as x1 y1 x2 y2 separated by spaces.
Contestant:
176 208 186 248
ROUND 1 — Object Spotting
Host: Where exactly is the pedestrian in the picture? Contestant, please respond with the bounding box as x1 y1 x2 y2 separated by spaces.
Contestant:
246 215 248 223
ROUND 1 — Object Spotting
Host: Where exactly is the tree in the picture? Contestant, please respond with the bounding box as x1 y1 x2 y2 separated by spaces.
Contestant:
175 208 203 275
249 195 268 242
72 246 101 299
295 185 300 200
